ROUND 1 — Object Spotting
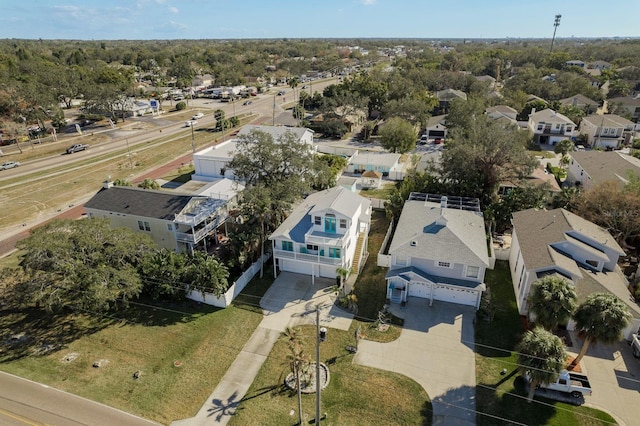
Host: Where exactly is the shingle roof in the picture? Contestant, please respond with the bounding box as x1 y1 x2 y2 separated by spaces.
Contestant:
436 89 467 101
388 199 489 267
486 105 517 115
530 108 575 125
350 152 401 168
581 114 635 129
570 151 640 186
511 208 623 271
84 186 192 220
559 94 598 108
269 187 370 242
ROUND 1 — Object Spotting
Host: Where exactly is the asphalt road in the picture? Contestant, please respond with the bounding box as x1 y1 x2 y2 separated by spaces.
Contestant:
0 371 159 426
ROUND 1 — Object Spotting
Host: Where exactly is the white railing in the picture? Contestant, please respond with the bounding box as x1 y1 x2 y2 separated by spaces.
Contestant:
174 213 228 244
305 231 347 246
273 249 343 266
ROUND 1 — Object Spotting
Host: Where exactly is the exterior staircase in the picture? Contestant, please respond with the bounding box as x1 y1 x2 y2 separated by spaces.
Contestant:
351 232 366 273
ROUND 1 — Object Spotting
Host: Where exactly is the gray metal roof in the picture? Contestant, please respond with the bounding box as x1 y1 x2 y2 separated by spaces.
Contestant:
388 199 489 267
386 266 486 290
581 114 635 129
237 124 312 141
529 108 575 125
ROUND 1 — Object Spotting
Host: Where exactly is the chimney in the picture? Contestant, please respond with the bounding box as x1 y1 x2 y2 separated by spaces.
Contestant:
531 107 536 115
103 179 114 189
436 196 448 226
440 196 448 211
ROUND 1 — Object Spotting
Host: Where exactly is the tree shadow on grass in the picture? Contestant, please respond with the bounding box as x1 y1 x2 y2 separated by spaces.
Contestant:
0 306 115 363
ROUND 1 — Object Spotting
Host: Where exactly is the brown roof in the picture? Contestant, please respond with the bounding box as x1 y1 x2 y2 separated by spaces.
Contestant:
512 208 623 272
570 151 640 186
362 170 382 178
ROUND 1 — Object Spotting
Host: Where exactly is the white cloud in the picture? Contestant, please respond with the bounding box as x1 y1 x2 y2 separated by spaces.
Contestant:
168 6 179 14
361 0 376 5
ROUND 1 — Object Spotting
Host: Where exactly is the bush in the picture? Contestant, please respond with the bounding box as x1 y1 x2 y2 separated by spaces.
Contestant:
633 138 640 150
175 101 187 111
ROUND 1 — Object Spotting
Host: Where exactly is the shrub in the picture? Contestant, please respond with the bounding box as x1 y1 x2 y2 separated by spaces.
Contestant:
175 101 187 111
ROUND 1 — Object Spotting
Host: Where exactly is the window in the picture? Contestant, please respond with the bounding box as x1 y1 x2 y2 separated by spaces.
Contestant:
138 220 144 231
437 261 451 268
566 126 572 132
282 241 293 251
340 219 347 229
325 214 336 233
314 216 321 225
144 221 151 231
167 223 173 231
306 244 318 251
466 266 480 279
537 124 543 131
329 247 341 258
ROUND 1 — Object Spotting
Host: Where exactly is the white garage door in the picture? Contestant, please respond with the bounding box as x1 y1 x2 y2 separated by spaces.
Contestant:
434 286 477 307
408 281 430 298
280 259 313 275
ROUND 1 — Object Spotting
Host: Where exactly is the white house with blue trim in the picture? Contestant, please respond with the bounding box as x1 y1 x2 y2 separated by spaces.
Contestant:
269 187 371 280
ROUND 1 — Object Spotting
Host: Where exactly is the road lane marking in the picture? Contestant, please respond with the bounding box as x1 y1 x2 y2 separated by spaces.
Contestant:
0 407 44 426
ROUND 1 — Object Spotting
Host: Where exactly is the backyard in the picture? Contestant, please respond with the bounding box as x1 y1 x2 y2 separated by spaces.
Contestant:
476 261 617 426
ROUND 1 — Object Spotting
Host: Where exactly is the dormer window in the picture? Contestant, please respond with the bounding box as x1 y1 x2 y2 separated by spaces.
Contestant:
314 216 321 225
340 219 347 229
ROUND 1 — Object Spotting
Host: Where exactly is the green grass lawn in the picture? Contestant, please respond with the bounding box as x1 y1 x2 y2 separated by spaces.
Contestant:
228 323 431 426
0 295 264 424
476 261 617 426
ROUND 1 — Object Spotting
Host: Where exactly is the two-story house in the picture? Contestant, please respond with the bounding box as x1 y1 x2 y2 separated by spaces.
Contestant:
578 114 636 149
269 187 371 281
84 182 229 253
559 94 599 114
509 208 640 338
528 108 576 145
435 89 467 114
566 151 640 191
378 194 490 309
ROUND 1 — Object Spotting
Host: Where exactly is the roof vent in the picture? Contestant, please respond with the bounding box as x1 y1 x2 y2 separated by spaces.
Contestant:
410 240 417 247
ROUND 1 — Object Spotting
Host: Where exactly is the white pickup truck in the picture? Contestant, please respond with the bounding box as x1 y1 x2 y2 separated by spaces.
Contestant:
631 333 640 358
526 370 592 398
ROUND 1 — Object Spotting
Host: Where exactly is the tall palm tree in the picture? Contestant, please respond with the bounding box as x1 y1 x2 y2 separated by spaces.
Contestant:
572 292 632 366
517 327 567 402
288 76 299 103
281 327 306 425
528 276 577 331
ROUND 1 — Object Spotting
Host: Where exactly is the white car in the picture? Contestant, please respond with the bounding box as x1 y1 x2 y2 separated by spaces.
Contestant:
192 112 204 120
185 120 198 127
1 161 21 170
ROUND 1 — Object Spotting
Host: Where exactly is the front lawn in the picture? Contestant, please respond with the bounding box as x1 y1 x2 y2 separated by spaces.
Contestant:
476 261 617 426
0 295 264 424
228 322 430 426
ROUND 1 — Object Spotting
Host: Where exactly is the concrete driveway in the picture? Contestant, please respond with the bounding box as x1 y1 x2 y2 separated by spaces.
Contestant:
568 332 640 426
354 297 476 426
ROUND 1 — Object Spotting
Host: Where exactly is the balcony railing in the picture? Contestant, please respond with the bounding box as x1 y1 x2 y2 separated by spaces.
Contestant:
273 249 343 266
175 214 227 244
305 231 348 247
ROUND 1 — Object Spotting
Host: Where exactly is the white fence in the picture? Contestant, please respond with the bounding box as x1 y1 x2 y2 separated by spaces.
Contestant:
376 222 394 267
365 197 387 211
187 253 271 308
388 170 406 181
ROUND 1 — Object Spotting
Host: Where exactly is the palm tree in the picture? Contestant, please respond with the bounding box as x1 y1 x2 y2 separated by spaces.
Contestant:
335 267 350 296
572 292 632 366
281 327 306 425
288 76 299 103
517 327 567 402
185 251 230 297
528 276 577 331
240 184 274 278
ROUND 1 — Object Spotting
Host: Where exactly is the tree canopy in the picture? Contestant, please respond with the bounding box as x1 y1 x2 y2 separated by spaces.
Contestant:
14 219 155 312
379 117 416 154
528 276 578 331
517 327 567 402
572 292 631 366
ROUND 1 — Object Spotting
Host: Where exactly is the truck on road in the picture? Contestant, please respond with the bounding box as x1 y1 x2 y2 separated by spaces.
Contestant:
526 370 592 398
66 144 89 154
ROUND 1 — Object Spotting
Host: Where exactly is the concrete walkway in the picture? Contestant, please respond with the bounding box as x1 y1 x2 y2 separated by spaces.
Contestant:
171 272 353 426
354 298 477 426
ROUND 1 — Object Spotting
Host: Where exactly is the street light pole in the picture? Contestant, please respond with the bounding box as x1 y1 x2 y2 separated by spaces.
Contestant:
550 14 562 53
315 307 321 425
190 123 196 154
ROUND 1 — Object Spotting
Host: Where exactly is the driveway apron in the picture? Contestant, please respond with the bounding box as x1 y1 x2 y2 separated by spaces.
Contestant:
354 298 476 426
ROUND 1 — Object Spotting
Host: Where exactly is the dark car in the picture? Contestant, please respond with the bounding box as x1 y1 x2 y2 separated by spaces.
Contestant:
243 100 253 105
66 144 89 154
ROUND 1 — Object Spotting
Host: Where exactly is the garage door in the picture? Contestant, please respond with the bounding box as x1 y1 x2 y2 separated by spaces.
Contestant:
434 286 477 307
428 130 445 138
280 259 313 275
408 281 430 298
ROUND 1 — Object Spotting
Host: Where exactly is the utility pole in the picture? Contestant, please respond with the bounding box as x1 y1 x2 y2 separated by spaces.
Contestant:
190 123 196 154
315 307 321 425
550 14 562 53
272 94 276 126
125 138 134 169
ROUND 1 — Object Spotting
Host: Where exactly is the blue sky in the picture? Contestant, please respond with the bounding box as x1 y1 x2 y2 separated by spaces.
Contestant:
1 0 638 40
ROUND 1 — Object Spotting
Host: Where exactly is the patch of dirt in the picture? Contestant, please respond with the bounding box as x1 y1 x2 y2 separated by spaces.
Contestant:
61 352 79 363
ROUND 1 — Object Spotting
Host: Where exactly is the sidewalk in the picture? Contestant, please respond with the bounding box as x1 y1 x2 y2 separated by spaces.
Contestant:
171 272 353 425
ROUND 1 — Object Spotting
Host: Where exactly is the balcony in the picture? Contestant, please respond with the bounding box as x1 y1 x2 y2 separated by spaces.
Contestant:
175 212 228 244
273 249 343 266
305 229 348 247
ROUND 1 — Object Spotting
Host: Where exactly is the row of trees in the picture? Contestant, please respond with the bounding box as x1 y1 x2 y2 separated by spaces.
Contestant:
1 219 230 313
519 276 632 401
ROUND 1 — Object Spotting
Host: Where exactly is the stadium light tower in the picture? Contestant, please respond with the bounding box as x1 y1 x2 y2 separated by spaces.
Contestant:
550 14 562 53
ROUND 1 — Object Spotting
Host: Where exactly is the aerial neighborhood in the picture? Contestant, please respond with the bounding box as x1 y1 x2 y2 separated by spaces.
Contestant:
2 27 640 426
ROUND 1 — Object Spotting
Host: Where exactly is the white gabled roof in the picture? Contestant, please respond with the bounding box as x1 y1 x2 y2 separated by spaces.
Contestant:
529 108 576 126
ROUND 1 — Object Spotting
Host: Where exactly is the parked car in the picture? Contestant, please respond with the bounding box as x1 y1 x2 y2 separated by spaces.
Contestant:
1 161 20 170
192 112 204 120
277 90 286 96
185 120 197 127
243 100 253 105
631 333 640 358
419 135 428 145
434 138 443 144
525 370 592 397
66 144 89 154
